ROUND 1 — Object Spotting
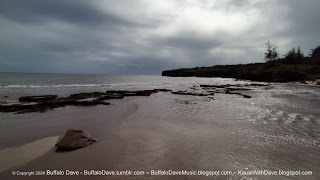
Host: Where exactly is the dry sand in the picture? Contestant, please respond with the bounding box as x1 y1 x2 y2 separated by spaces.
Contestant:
0 136 59 173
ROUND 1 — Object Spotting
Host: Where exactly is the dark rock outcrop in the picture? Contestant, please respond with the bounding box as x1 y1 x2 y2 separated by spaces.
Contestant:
171 91 214 96
0 98 110 114
154 89 172 92
242 94 252 98
0 85 255 114
169 84 255 99
19 95 58 102
200 84 227 88
55 129 96 151
0 101 7 104
105 89 170 97
0 89 172 114
247 83 269 87
68 92 104 100
225 87 251 91
198 84 256 99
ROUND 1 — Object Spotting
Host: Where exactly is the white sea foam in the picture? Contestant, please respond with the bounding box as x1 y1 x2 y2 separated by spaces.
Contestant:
0 83 147 89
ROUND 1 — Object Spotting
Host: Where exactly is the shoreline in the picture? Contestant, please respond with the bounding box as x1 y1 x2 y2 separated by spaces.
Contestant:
0 83 319 179
0 97 140 179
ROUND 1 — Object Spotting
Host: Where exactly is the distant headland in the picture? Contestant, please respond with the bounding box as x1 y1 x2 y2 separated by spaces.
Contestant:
162 43 320 83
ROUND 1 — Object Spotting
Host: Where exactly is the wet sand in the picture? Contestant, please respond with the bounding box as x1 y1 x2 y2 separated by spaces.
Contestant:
109 92 320 180
0 91 319 180
0 97 139 180
109 93 238 180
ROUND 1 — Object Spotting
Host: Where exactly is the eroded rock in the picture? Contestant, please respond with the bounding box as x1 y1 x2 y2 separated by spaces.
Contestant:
0 89 172 114
225 87 251 91
241 94 252 98
19 95 58 102
171 91 214 96
199 84 254 99
55 129 96 151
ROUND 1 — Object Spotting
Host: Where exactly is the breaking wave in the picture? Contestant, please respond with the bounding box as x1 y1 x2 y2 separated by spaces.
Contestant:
0 83 146 89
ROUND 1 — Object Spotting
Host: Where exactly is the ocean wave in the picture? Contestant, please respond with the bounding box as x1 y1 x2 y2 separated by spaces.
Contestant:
0 83 146 89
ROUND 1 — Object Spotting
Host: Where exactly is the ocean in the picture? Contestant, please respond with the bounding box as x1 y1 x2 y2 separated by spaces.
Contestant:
0 73 319 180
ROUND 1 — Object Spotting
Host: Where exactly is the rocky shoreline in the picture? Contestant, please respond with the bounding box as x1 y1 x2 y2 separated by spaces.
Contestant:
305 79 320 85
0 89 172 114
0 83 270 114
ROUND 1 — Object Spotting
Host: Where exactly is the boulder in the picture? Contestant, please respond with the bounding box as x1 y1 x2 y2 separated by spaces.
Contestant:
242 94 252 98
55 129 96 151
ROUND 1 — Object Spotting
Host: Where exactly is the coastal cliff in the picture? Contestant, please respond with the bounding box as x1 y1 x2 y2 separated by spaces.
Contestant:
162 57 320 83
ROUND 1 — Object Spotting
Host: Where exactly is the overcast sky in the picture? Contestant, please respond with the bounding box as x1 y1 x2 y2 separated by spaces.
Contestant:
1 0 319 75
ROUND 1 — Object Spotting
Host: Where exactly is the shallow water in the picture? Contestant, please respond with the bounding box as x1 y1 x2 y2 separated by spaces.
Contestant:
112 91 320 180
0 73 319 179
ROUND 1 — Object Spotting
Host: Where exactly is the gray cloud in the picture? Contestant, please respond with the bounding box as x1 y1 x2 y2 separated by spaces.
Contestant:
0 0 319 74
1 0 129 26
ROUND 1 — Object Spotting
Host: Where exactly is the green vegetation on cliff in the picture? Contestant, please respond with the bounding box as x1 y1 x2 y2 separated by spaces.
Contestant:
162 45 320 82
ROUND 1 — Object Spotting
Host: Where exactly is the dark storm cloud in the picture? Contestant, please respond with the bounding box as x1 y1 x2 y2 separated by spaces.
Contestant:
0 0 319 74
286 1 320 34
0 0 130 26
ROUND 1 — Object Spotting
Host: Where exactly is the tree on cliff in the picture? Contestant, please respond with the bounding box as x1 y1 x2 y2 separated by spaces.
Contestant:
264 41 278 61
284 47 304 64
309 46 320 65
297 47 304 59
309 46 320 57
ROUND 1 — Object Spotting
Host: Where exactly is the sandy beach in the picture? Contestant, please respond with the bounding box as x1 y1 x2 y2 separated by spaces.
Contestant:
0 92 239 180
0 96 140 180
0 86 318 179
0 80 319 180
